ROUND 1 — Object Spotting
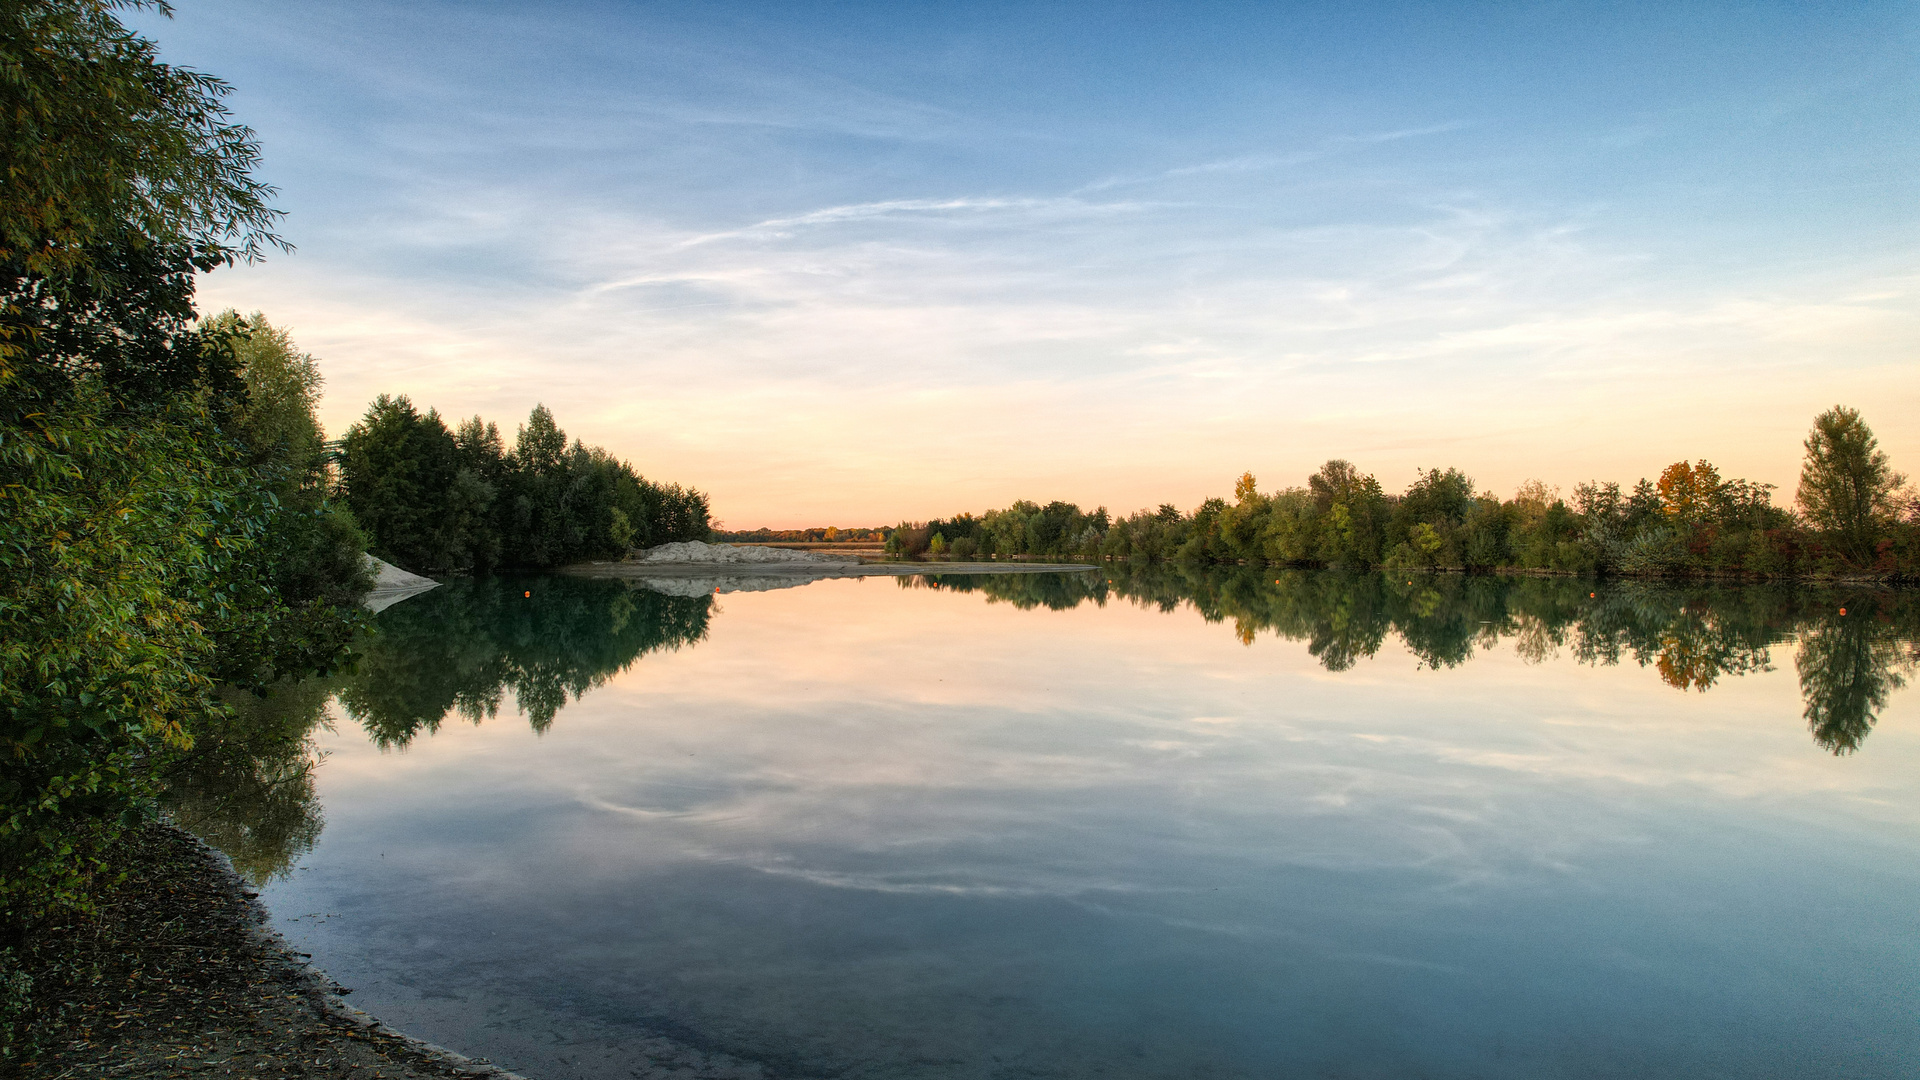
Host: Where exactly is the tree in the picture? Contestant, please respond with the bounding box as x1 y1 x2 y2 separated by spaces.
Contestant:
0 0 283 282
200 311 370 607
1797 407 1905 565
340 398 710 571
1 387 247 924
1657 460 1722 524
1234 471 1258 503
1 2 339 930
202 310 322 475
341 395 452 569
515 403 567 476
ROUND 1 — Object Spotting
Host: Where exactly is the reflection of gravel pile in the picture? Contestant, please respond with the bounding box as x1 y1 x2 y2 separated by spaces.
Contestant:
634 541 858 565
363 555 438 612
635 576 813 597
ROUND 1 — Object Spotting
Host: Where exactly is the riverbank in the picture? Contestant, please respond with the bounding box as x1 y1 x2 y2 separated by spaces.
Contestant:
6 823 528 1079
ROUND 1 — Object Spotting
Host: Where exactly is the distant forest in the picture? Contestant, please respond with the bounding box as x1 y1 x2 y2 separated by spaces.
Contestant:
715 525 886 544
339 397 711 573
885 407 1917 579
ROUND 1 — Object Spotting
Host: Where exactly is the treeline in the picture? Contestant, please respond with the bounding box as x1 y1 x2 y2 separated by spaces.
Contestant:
888 407 1916 579
714 525 885 543
2 0 369 950
919 566 1918 755
340 398 711 573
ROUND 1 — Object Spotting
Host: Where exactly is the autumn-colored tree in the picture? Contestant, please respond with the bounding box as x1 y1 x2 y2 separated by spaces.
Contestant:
1657 460 1722 523
1234 471 1259 503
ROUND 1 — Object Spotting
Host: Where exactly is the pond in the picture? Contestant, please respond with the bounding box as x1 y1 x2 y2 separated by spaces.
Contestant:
174 568 1920 1079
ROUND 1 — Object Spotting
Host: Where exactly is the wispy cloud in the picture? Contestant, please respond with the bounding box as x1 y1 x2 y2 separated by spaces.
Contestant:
1081 120 1472 192
649 195 1149 257
155 1 1917 526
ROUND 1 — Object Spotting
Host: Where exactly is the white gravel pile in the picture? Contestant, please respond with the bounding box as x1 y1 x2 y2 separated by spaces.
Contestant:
633 541 859 565
365 555 436 589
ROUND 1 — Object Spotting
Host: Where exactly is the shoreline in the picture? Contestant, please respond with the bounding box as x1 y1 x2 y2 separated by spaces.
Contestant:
12 822 533 1079
565 558 1099 581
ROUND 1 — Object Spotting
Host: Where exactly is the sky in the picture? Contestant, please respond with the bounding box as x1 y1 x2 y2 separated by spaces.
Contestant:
132 1 1918 529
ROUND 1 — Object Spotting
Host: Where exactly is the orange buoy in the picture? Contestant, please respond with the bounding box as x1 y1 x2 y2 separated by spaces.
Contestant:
524 591 530 598
1839 607 1847 616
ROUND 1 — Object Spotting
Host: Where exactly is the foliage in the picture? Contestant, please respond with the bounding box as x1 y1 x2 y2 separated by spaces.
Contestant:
0 5 362 936
902 407 1911 581
714 525 885 543
0 0 284 285
340 397 710 572
1797 406 1907 566
0 385 243 927
334 575 713 744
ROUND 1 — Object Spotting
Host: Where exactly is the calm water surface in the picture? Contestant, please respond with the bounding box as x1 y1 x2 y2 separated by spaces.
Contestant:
182 570 1920 1079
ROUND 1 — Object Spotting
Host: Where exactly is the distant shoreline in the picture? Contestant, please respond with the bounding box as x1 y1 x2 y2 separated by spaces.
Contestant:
565 559 1098 581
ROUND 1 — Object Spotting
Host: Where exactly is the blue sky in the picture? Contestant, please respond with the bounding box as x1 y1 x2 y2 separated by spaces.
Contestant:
135 1 1918 526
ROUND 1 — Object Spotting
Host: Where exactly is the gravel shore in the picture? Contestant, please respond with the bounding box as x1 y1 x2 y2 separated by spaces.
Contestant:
9 824 526 1079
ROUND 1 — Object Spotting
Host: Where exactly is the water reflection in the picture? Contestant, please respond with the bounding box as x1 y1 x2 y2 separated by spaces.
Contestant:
1799 600 1916 754
225 568 1920 1079
164 681 333 884
335 575 713 746
176 570 1916 886
170 577 713 882
922 567 1918 754
343 570 1920 756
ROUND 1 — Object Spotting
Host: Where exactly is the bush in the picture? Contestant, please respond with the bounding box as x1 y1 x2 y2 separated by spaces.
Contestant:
0 386 243 926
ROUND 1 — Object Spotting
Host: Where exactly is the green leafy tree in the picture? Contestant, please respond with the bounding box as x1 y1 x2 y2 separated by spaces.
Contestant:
1309 461 1387 567
1 388 245 924
0 0 282 284
1797 406 1905 566
341 398 708 571
202 310 370 608
1 2 357 934
340 395 456 569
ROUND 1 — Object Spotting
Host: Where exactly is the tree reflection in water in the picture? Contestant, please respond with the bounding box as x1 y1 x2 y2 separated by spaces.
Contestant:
167 576 712 881
921 566 1919 756
1796 595 1917 754
175 569 1915 883
164 680 334 885
335 575 713 747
